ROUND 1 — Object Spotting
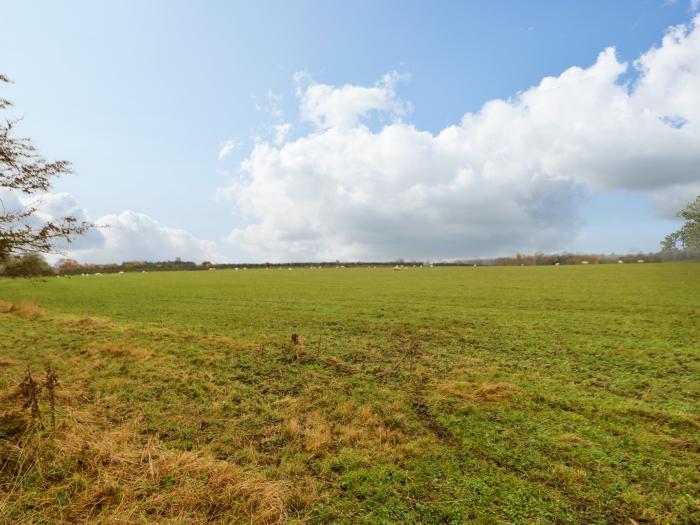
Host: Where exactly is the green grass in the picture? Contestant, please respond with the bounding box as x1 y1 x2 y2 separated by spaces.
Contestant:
1 264 699 523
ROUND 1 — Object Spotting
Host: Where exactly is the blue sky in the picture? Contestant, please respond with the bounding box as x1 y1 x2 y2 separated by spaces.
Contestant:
2 1 699 262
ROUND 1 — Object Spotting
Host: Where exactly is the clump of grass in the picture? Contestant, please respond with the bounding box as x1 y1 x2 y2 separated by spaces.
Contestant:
0 300 44 320
321 355 352 374
550 463 589 487
434 381 514 403
0 357 18 369
59 314 113 334
284 412 333 453
404 337 421 358
552 432 592 448
87 342 152 359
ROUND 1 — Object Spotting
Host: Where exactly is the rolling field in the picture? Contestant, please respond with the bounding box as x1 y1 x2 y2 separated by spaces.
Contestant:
1 264 699 524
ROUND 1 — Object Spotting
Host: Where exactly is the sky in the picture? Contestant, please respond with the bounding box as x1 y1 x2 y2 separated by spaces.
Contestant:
2 0 700 263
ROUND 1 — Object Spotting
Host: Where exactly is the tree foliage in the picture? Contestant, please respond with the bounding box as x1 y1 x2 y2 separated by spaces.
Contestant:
1 75 90 262
1 252 53 277
662 195 700 252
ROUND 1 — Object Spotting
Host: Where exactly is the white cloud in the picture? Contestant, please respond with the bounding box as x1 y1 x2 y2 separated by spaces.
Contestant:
82 211 223 263
23 192 104 253
3 189 223 264
220 17 700 261
218 139 238 160
1 190 104 255
273 123 292 145
296 71 409 129
691 0 700 13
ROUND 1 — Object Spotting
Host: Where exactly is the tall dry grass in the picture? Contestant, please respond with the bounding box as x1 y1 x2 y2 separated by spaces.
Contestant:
0 382 299 524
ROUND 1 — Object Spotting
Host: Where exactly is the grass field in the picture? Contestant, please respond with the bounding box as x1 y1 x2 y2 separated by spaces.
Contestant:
1 263 699 524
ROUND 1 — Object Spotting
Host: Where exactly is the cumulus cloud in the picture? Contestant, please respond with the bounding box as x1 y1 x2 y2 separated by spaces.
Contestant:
1 189 102 254
295 70 410 129
219 16 700 261
23 192 104 252
79 211 223 263
2 189 222 264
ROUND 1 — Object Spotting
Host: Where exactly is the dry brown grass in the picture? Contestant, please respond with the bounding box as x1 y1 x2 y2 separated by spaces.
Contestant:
60 315 114 334
616 406 700 430
0 300 45 320
619 488 683 525
0 356 21 368
85 342 153 360
433 381 514 403
284 412 332 453
658 434 700 452
331 401 405 450
321 356 354 374
549 463 589 487
0 299 114 334
281 399 407 459
0 390 301 524
1 425 294 524
551 432 592 448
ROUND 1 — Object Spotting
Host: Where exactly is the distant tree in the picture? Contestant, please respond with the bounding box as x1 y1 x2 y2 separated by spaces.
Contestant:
57 258 82 273
2 253 53 277
662 195 700 252
1 74 90 262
